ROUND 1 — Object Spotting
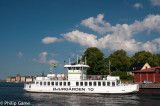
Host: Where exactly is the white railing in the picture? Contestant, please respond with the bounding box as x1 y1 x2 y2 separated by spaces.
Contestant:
86 75 108 80
35 75 108 80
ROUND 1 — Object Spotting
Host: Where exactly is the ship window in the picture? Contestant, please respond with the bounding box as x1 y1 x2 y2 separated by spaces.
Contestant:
64 82 66 86
68 82 70 86
76 82 79 86
48 82 50 86
55 82 58 86
83 68 87 70
68 67 71 70
80 82 83 86
76 67 80 70
79 67 82 70
51 82 54 85
40 82 42 85
36 82 39 85
72 67 75 70
107 82 110 86
89 82 92 86
85 82 88 86
59 82 62 86
98 82 101 86
44 82 46 86
117 80 120 85
112 82 115 86
94 82 96 86
103 82 106 86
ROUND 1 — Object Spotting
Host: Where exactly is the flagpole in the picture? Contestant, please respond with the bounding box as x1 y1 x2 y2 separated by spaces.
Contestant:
52 65 54 74
52 63 57 74
49 66 52 74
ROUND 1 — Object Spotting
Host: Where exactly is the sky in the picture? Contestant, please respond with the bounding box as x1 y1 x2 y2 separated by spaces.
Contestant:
0 0 160 80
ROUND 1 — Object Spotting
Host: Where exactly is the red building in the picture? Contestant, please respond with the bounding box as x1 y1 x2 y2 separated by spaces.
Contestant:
133 67 160 83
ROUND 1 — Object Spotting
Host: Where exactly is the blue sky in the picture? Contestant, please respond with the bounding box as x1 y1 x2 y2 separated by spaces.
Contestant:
0 0 160 80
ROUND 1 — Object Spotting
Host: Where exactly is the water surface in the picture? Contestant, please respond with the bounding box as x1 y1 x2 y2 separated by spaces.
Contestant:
0 83 160 106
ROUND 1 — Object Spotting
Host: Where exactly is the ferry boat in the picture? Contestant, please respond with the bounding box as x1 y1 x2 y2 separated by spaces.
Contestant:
24 59 139 94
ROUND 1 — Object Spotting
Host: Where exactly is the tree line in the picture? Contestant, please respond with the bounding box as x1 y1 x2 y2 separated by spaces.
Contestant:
82 47 160 81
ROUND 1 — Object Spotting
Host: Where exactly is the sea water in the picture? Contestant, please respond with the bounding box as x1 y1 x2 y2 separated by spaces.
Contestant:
0 83 160 106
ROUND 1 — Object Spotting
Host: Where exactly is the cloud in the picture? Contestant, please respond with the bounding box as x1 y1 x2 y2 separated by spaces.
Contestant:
150 0 160 6
48 59 59 65
49 53 58 57
142 38 160 52
130 14 160 33
133 3 143 9
81 14 112 35
34 52 48 63
81 14 160 35
62 30 98 47
42 37 62 44
33 52 58 65
63 14 160 54
62 30 141 53
18 52 23 58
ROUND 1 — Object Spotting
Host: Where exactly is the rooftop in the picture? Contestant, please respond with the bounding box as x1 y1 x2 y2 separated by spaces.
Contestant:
133 66 160 73
128 62 146 71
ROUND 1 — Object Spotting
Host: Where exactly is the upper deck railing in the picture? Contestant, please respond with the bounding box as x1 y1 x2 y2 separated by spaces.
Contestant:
85 75 108 80
39 75 109 81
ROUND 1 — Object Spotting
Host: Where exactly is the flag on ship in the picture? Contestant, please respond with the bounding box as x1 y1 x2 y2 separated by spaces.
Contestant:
52 63 56 68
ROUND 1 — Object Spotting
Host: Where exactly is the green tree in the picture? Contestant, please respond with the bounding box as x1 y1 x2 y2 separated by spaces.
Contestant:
156 54 160 66
108 50 131 71
82 47 106 75
111 70 127 79
111 70 134 81
131 51 159 67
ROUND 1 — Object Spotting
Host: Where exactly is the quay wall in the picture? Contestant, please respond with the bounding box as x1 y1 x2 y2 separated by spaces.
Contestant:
138 83 160 89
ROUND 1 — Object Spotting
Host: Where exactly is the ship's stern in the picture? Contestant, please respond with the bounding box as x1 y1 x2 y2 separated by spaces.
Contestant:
131 84 139 93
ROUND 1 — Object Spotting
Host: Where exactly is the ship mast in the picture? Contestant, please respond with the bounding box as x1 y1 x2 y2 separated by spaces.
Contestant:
77 55 78 64
64 60 66 79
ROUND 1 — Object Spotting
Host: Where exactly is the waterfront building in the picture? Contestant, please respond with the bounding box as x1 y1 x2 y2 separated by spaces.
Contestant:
133 66 160 83
21 76 26 82
10 77 16 82
26 76 33 82
6 76 11 82
6 75 36 83
127 63 151 76
16 74 21 82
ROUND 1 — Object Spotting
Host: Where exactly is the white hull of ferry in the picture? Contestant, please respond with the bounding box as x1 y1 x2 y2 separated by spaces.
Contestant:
24 63 139 94
24 83 139 94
